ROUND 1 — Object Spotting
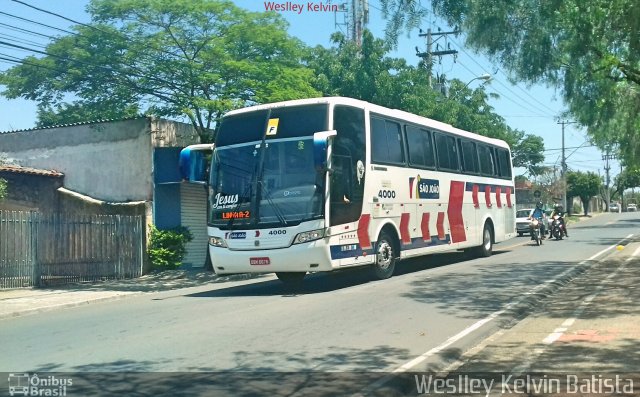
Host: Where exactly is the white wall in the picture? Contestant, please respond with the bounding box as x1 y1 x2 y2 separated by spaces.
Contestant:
0 118 153 202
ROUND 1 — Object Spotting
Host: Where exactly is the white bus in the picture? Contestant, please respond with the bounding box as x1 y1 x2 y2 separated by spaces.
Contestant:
181 97 516 283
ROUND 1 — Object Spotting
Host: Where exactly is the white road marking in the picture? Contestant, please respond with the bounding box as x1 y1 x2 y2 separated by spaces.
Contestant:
353 234 636 396
400 239 634 370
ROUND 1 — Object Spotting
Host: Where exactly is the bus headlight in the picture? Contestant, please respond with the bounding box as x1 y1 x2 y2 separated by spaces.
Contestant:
209 236 227 248
293 229 325 244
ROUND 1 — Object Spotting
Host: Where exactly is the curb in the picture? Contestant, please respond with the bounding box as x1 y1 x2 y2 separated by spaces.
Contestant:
0 272 277 321
0 291 147 321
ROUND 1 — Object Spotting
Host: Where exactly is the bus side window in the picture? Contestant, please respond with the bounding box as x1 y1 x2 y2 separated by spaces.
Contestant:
405 125 435 168
496 148 512 178
478 144 496 176
435 132 459 171
460 139 479 174
370 116 404 165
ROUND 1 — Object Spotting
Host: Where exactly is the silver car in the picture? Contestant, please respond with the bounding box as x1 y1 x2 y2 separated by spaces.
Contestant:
516 208 533 236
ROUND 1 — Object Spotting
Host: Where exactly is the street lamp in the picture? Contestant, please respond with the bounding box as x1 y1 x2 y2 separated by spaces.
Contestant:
451 74 492 99
463 73 492 89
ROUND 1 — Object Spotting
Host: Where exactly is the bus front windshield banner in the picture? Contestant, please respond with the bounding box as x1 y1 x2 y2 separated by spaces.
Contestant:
209 138 324 229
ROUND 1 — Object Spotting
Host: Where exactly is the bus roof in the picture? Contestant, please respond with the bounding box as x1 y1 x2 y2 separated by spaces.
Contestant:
223 97 511 150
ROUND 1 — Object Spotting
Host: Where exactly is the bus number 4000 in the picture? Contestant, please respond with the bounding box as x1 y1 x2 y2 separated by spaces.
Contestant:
378 190 396 199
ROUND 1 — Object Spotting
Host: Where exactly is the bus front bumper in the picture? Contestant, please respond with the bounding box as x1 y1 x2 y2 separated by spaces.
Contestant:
210 241 334 274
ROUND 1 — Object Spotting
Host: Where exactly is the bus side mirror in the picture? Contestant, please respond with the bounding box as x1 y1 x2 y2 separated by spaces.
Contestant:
313 130 337 172
179 144 214 183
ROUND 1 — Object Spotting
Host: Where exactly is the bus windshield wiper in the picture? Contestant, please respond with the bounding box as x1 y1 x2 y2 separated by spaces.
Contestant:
258 181 288 226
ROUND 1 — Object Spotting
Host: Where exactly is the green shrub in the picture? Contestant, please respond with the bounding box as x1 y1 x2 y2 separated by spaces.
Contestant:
0 178 7 200
148 225 193 269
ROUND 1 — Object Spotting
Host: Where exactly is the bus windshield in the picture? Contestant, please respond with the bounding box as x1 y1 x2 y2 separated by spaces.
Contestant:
209 105 328 229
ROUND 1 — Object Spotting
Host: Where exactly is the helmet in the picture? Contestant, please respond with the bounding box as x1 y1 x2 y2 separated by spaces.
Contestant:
536 201 543 209
555 204 564 212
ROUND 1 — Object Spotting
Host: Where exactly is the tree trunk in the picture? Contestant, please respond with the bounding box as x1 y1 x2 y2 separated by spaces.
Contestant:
581 196 589 216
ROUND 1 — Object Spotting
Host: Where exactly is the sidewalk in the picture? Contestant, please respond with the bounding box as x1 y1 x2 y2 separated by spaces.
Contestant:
0 269 269 320
449 238 640 375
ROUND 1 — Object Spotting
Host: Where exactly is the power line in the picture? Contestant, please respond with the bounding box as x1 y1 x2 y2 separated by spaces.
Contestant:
11 0 117 38
0 52 72 74
543 145 595 152
451 45 557 117
0 32 48 49
0 38 193 102
0 21 59 41
0 10 74 35
401 1 562 117
6 2 201 66
455 59 550 118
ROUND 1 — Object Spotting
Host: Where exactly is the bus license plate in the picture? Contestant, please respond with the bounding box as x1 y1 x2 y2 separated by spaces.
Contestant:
250 257 270 265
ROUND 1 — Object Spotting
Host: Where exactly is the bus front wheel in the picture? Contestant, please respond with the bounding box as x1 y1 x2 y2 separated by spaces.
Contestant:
371 232 396 279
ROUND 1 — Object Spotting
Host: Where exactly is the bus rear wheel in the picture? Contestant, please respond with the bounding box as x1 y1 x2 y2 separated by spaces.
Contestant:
371 231 396 280
276 272 306 285
474 223 493 257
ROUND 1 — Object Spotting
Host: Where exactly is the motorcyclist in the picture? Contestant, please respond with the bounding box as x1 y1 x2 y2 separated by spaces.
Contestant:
549 204 569 238
528 201 547 239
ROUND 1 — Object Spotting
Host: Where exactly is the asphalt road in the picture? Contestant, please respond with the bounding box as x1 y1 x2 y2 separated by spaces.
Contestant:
1 212 638 396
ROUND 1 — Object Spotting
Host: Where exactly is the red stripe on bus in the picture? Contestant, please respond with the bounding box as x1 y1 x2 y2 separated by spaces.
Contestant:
485 185 492 208
400 213 411 245
472 184 480 208
495 186 502 208
448 181 467 243
421 212 431 242
506 187 512 208
436 212 446 240
357 214 372 250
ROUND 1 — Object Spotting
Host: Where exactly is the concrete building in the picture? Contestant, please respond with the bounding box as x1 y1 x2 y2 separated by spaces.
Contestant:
0 117 208 268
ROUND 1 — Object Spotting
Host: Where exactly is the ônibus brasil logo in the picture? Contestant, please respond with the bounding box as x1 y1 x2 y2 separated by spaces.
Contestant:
8 373 72 396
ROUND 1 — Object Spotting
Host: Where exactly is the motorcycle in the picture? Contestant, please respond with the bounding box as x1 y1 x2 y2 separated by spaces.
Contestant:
551 214 565 240
530 218 543 246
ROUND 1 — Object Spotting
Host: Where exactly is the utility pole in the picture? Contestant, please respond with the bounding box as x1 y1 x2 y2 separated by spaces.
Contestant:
603 149 615 211
557 120 575 211
416 28 459 88
334 2 349 35
620 162 624 211
348 0 368 46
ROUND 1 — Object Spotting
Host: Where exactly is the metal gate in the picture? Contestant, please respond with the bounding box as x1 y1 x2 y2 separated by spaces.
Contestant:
0 211 145 288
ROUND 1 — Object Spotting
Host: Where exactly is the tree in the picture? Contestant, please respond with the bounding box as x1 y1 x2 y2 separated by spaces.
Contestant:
380 0 640 167
0 0 319 141
0 178 6 201
530 167 564 204
617 167 640 190
308 31 431 109
613 167 640 203
512 135 545 177
308 30 546 173
566 170 602 215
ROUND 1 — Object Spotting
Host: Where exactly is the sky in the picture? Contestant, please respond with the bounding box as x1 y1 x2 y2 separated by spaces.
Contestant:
0 0 621 180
